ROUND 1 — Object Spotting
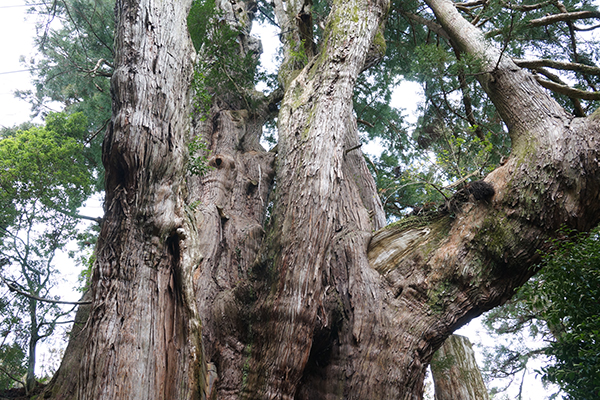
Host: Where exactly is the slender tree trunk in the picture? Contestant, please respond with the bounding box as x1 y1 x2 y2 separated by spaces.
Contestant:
45 0 600 398
431 335 490 400
26 299 37 393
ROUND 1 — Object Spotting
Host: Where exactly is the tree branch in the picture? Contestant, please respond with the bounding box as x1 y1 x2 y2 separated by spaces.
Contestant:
0 364 26 387
531 68 585 116
514 58 600 76
501 0 553 12
529 11 600 27
534 76 600 100
0 276 91 305
573 22 600 31
54 207 102 223
455 0 486 10
400 11 451 41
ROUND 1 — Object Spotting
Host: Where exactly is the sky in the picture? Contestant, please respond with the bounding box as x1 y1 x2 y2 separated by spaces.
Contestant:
0 1 560 398
0 2 40 129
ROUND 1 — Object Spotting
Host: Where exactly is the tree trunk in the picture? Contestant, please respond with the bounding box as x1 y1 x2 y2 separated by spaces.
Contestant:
431 335 489 400
45 0 600 398
52 0 205 398
26 299 37 394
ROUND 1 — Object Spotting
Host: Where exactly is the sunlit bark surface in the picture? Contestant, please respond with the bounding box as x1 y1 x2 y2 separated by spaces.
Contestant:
44 0 600 398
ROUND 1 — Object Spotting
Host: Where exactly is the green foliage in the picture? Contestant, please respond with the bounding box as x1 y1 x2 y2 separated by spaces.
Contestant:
540 229 600 399
287 39 309 67
0 341 26 390
20 0 115 190
188 0 262 113
23 0 114 131
357 0 597 219
345 0 515 218
69 223 100 293
188 136 212 176
481 227 600 399
0 115 93 220
0 113 95 388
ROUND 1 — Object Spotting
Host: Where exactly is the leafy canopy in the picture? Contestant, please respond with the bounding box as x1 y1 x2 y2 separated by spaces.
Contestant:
481 228 600 399
0 112 95 389
541 229 600 399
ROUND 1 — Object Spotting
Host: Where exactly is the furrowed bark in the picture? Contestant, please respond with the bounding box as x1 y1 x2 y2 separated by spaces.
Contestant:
50 0 206 398
361 0 600 397
182 0 279 398
189 106 276 399
242 0 389 397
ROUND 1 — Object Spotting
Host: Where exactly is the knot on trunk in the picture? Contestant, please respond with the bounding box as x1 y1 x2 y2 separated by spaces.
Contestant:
442 180 495 214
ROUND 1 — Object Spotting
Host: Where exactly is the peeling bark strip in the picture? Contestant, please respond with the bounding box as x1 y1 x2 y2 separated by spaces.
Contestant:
44 0 600 398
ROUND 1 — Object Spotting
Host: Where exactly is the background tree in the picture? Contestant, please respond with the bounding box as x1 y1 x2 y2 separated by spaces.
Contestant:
23 0 600 398
0 1 112 391
480 227 600 399
0 113 94 392
19 0 115 190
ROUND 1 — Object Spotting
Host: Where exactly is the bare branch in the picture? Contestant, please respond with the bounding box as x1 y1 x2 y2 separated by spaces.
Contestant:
400 11 451 41
455 0 486 10
443 170 481 189
573 22 600 31
0 364 26 387
501 0 553 12
529 11 600 27
0 276 91 305
534 76 600 100
53 207 102 223
514 58 600 76
532 68 585 116
357 118 375 128
87 58 113 78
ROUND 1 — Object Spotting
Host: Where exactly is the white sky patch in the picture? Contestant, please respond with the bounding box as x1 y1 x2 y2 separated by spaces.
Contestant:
0 2 39 128
252 19 282 94
391 80 423 126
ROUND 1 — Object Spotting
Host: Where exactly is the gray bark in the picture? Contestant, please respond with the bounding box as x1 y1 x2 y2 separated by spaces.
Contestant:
53 0 206 398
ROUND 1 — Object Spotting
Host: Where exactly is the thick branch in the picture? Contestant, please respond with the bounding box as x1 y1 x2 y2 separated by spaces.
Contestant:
532 68 585 116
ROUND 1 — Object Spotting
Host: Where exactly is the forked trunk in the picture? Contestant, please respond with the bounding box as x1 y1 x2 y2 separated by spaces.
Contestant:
45 0 600 398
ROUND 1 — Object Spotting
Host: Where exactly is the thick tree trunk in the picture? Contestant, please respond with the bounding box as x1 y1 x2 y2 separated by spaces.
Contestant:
49 0 206 398
431 335 490 400
45 0 600 399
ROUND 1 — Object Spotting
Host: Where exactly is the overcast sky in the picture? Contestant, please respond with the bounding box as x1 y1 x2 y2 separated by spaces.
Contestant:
0 1 40 128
